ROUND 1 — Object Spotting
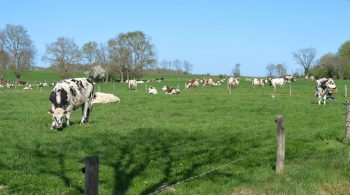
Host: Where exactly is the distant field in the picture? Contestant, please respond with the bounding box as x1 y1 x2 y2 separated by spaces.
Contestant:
0 71 350 194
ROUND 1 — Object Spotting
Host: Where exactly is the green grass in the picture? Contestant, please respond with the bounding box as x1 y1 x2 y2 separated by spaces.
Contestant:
0 71 350 194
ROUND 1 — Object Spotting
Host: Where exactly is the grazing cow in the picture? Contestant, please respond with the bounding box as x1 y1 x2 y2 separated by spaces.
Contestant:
269 78 286 90
155 77 165 82
315 78 336 105
48 78 94 129
92 92 120 104
162 85 180 94
128 80 137 90
251 78 265 86
148 86 158 95
227 77 239 89
185 79 199 88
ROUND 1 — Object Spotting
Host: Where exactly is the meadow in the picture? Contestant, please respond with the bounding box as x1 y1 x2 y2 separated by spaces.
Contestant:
0 70 350 194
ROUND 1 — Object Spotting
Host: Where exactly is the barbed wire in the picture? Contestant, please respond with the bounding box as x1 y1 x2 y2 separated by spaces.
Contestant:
148 155 246 195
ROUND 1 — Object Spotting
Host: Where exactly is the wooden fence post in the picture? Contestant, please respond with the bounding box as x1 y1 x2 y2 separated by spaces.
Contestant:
275 116 285 173
345 84 348 98
289 85 292 96
345 101 350 138
84 156 99 195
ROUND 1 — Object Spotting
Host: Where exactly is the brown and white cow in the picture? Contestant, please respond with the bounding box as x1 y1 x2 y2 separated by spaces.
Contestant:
162 85 180 94
251 78 265 86
185 79 199 88
48 78 94 129
227 77 239 89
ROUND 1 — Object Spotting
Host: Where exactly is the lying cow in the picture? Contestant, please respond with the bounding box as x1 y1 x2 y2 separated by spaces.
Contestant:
162 85 180 94
92 92 120 104
128 80 137 90
148 86 158 95
155 77 165 82
315 78 336 105
252 78 265 86
186 79 199 88
48 78 94 129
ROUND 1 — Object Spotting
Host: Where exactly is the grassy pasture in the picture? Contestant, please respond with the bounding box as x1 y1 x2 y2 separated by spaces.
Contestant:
0 72 350 194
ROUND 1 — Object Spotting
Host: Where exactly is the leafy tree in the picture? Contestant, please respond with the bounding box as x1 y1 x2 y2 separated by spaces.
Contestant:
0 24 35 83
43 37 81 78
292 48 316 77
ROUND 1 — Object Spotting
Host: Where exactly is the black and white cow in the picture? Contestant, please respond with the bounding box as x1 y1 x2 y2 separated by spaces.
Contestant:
48 78 94 129
315 78 336 105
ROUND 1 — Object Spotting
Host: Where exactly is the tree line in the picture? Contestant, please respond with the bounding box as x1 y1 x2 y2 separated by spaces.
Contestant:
0 24 193 83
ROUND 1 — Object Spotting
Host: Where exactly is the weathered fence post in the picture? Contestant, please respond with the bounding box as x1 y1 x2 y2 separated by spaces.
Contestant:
345 101 350 138
289 85 292 96
84 156 99 195
275 116 285 173
345 84 348 98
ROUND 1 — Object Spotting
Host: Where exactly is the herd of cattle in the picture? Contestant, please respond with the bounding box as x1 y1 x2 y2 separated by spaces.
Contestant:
0 75 337 129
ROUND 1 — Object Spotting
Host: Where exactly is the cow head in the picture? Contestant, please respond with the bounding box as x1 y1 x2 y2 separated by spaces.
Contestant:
48 108 68 129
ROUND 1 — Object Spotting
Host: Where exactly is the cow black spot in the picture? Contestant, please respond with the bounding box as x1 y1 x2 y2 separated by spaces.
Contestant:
70 87 77 97
49 91 58 107
60 89 69 108
87 79 93 84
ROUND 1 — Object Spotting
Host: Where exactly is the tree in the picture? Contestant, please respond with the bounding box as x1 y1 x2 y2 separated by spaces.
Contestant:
108 31 156 81
292 48 316 77
82 41 98 66
0 50 8 81
173 59 182 73
183 60 193 74
232 63 241 77
43 37 81 78
96 43 110 82
276 63 287 77
0 24 35 83
266 63 276 77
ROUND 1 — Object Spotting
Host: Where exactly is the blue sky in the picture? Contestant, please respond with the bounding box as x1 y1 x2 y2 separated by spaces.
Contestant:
1 0 349 76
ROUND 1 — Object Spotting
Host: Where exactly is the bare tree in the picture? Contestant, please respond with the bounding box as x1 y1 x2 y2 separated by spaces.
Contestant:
292 48 316 77
276 63 287 77
232 63 241 77
43 37 81 78
0 50 8 81
266 63 276 77
108 34 131 82
96 43 110 82
82 41 98 66
183 60 193 73
173 59 182 73
0 24 35 83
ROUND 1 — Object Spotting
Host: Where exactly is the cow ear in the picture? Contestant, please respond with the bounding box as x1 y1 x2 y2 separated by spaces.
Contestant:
47 110 53 115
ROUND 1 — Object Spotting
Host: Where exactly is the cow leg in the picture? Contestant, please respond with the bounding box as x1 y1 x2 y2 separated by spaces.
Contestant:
66 112 71 126
81 102 90 124
323 94 327 105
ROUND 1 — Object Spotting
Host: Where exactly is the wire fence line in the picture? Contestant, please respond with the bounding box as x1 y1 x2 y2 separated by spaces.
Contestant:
148 155 246 195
